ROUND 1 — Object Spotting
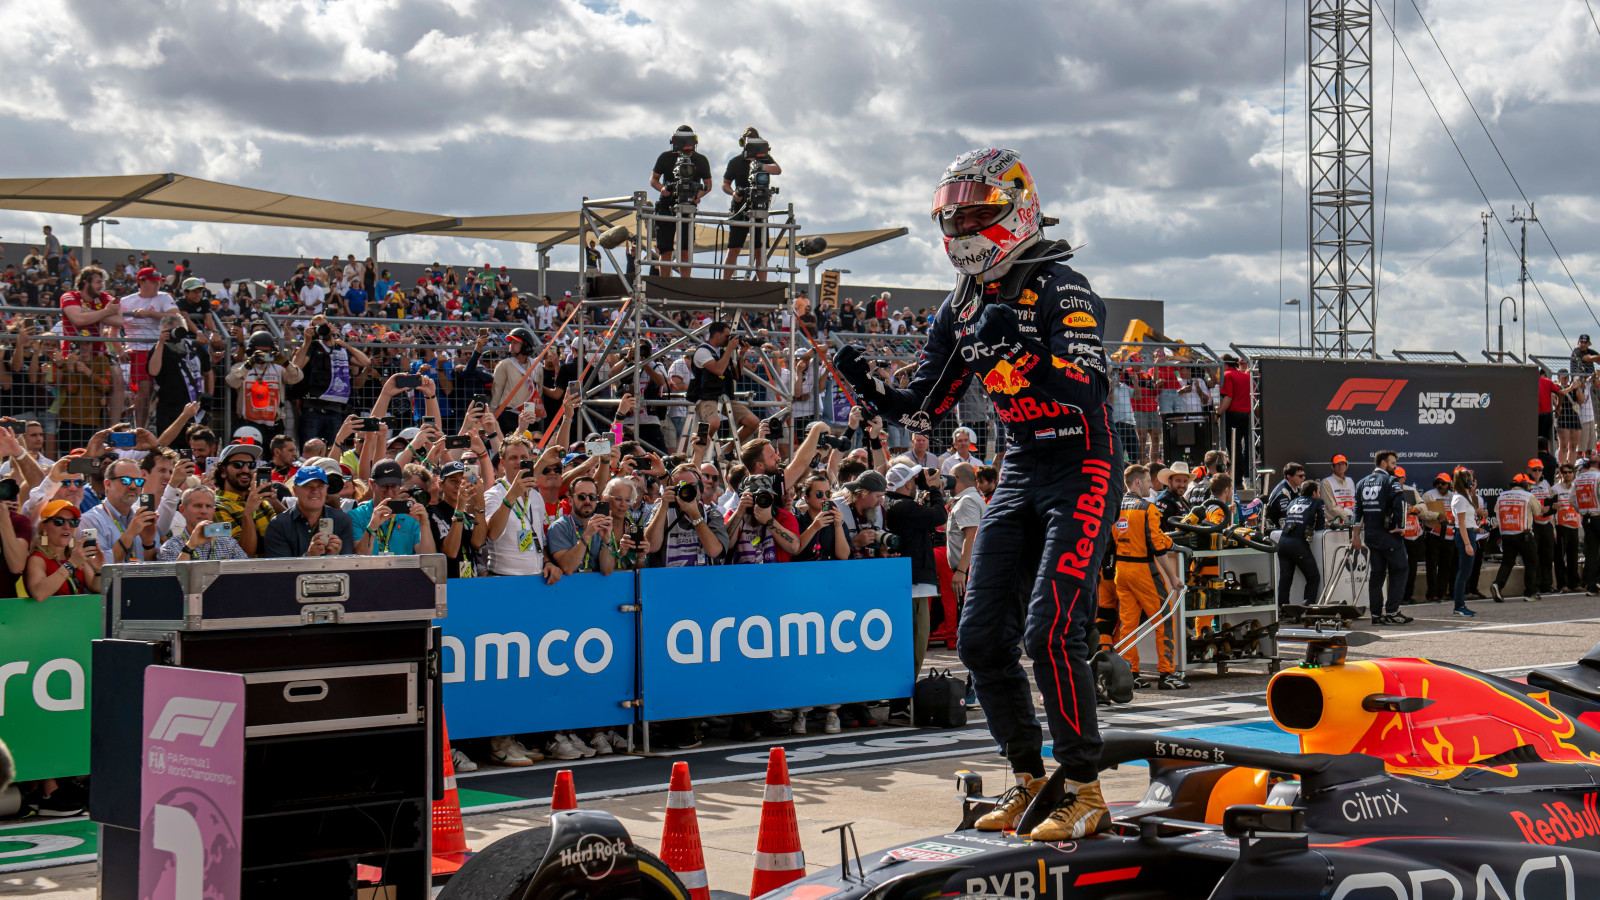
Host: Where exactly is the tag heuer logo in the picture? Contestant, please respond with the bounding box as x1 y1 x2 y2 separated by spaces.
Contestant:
1325 415 1347 436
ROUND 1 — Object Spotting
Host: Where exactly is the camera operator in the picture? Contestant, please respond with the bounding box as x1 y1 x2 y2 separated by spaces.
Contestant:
226 330 303 442
146 312 213 437
836 469 888 559
649 125 712 278
644 462 728 566
723 470 801 564
688 322 761 441
883 463 947 726
792 473 848 561
721 127 783 282
292 315 371 445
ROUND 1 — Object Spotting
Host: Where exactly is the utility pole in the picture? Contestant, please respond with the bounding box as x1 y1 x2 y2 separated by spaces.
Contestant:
1482 211 1491 359
1511 203 1537 361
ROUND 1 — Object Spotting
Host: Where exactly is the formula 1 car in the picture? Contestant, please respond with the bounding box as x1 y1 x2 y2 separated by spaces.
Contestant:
757 631 1600 899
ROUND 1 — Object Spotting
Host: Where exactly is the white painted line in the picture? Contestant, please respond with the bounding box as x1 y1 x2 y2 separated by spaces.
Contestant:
1386 615 1600 639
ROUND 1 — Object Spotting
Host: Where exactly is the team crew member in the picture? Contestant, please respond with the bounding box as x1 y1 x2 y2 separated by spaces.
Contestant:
1112 466 1185 691
1264 462 1306 531
1394 466 1427 603
1526 459 1558 595
1491 475 1543 603
1278 481 1325 613
1576 459 1600 594
1449 469 1482 616
1553 463 1581 593
835 148 1121 841
1320 453 1355 523
1352 449 1412 626
1152 461 1191 526
1421 473 1457 603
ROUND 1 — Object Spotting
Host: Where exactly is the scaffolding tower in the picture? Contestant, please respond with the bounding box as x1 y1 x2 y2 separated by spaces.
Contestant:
569 191 805 450
1307 0 1376 359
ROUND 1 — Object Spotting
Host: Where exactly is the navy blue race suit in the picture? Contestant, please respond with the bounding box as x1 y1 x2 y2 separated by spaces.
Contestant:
1277 495 1325 609
835 242 1122 782
1355 468 1409 617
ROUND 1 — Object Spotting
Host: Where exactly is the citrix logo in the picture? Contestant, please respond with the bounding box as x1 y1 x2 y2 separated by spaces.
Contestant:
148 698 237 747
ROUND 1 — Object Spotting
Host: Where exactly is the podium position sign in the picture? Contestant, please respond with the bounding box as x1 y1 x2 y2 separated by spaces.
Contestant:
140 665 245 900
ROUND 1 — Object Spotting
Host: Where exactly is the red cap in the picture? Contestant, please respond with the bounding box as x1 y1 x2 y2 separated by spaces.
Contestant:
1513 474 1530 484
1331 454 1348 465
174 265 183 272
1435 472 1451 483
136 266 161 282
1528 458 1544 469
1394 466 1407 480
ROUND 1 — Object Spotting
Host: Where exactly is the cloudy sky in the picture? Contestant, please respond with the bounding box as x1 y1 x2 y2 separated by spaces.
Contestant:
3 0 1600 359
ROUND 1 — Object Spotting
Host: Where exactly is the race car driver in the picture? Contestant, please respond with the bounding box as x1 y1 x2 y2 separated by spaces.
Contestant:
1352 449 1413 626
1114 465 1185 690
834 148 1122 841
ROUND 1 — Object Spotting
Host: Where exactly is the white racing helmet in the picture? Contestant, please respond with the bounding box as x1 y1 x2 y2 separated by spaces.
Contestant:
932 148 1043 279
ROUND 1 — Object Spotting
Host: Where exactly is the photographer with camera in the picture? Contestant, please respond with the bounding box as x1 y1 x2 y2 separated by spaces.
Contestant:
146 311 213 437
689 322 761 441
644 462 728 566
649 125 712 278
292 314 371 446
883 463 947 725
835 469 889 559
721 127 783 281
723 470 801 564
226 330 303 441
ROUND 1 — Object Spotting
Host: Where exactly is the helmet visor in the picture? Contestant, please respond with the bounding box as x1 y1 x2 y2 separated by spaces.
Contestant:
932 181 1013 236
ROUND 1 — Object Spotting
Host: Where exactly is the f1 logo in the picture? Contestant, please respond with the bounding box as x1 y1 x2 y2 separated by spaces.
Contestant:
1327 378 1408 412
148 698 237 747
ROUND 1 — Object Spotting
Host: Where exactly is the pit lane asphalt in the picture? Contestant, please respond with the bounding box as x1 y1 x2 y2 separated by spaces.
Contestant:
4 594 1596 898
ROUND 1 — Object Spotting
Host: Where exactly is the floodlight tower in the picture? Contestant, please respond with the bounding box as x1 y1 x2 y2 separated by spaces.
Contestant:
1307 0 1376 358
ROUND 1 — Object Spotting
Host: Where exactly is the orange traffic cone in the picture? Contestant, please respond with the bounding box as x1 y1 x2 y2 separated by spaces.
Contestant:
431 717 472 876
750 747 805 897
660 762 710 900
551 769 577 811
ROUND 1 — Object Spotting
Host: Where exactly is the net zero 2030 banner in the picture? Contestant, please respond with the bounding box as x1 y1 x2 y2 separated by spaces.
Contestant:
1259 358 1536 491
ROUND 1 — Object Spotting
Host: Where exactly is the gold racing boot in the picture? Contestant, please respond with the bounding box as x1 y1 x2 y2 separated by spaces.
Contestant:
1029 779 1110 841
974 776 1049 832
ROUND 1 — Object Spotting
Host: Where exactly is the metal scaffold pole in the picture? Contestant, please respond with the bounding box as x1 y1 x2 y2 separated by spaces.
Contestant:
1307 0 1376 359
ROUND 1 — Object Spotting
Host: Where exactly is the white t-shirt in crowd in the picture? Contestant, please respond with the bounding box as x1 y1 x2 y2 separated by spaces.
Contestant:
779 365 819 417
483 480 548 576
118 291 177 350
537 304 556 330
945 486 985 567
939 450 982 476
667 357 693 418
1180 377 1207 413
300 282 326 313
1449 492 1478 531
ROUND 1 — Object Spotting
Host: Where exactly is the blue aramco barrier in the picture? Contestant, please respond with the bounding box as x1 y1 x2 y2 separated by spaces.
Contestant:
436 559 913 737
638 558 913 721
438 573 637 739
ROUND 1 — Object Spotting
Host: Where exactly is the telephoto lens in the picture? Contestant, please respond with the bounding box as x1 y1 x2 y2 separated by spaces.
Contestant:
675 482 699 503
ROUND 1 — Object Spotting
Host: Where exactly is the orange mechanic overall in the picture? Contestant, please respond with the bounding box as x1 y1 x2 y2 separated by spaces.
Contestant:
1114 495 1177 675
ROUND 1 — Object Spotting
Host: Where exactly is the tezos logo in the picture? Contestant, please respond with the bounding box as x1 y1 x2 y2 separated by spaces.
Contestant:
1325 415 1347 437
